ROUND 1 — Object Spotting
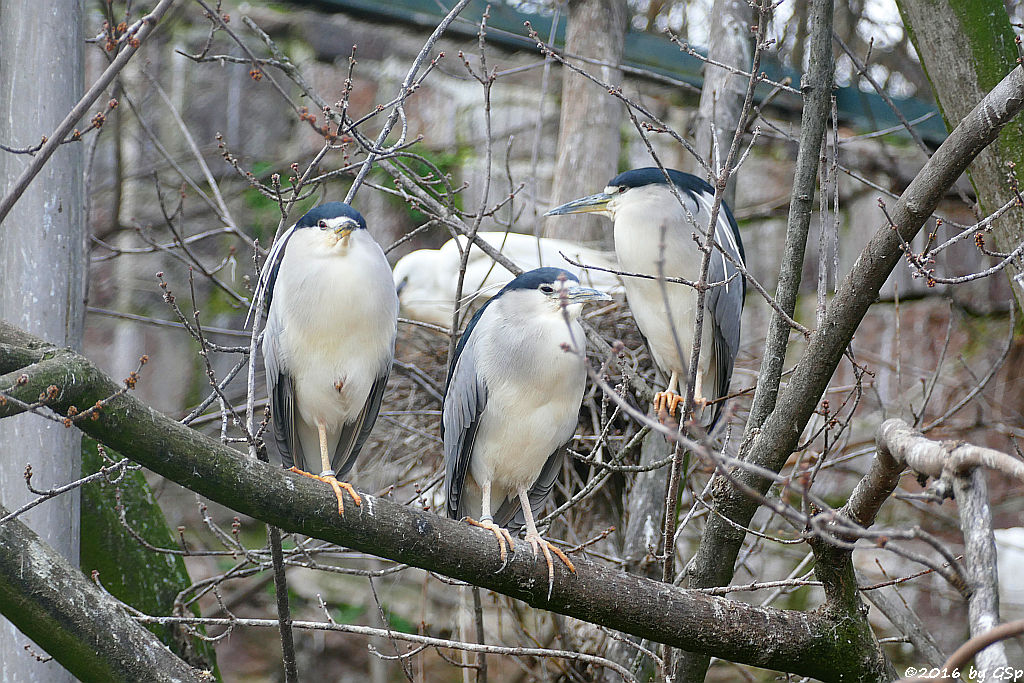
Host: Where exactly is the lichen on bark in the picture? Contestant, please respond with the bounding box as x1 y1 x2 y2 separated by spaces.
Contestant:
80 439 219 677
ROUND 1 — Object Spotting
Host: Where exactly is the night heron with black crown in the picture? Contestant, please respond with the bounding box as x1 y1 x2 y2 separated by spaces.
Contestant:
443 267 610 584
249 201 398 514
547 168 745 427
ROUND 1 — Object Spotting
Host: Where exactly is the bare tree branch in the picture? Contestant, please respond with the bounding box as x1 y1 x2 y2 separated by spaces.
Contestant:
0 319 892 682
877 418 1024 484
684 62 1024 631
953 469 1007 671
0 0 176 225
0 501 208 682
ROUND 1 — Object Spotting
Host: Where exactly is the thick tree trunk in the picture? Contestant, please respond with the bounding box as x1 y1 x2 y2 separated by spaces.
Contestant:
543 0 627 244
0 0 85 678
896 0 1024 290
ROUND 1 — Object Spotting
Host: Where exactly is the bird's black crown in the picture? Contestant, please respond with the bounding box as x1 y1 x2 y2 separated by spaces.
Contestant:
499 267 580 295
609 167 715 197
295 202 367 230
609 167 745 263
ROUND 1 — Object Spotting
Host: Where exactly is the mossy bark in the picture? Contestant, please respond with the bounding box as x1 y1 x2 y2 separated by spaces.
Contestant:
897 0 1024 281
80 439 219 677
0 500 209 682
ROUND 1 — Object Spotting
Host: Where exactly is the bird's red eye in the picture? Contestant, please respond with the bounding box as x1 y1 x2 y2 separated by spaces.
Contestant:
616 186 626 193
317 219 328 229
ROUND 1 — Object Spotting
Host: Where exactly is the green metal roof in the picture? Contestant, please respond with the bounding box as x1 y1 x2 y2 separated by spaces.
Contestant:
295 0 947 143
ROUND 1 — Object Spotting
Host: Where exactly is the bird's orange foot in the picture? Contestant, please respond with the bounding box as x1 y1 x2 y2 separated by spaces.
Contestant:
466 517 515 564
288 467 362 515
523 531 576 597
653 390 685 420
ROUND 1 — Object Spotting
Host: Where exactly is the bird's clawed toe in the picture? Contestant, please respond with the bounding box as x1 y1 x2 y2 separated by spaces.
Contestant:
466 517 515 564
523 532 576 596
653 390 685 420
288 466 362 515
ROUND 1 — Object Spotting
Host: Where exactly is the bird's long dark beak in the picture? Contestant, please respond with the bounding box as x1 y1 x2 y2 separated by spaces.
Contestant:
565 285 613 304
545 192 613 216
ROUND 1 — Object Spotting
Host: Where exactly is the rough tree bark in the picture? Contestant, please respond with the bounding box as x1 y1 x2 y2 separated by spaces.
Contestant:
0 321 892 682
0 501 209 682
896 0 1024 290
543 0 627 244
0 0 85 679
677 56 1024 681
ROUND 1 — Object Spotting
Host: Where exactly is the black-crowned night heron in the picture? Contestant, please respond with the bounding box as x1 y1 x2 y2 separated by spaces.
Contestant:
393 232 622 327
442 267 610 582
547 168 745 426
250 201 398 514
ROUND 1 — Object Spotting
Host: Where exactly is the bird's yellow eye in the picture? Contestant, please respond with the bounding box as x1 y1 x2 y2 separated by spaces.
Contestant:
317 219 328 229
539 284 555 294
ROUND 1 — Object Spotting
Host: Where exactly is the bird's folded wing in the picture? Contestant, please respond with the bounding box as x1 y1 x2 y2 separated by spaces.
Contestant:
705 208 745 427
442 331 488 520
264 314 301 469
332 366 391 477
494 448 564 532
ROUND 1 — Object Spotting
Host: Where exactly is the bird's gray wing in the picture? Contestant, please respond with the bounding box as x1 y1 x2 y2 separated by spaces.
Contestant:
704 202 745 426
246 225 298 328
494 448 564 533
442 327 489 520
263 313 303 470
330 364 392 477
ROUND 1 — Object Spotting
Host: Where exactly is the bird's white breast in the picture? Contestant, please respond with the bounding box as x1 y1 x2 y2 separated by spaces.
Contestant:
268 229 398 431
613 189 715 378
470 300 586 500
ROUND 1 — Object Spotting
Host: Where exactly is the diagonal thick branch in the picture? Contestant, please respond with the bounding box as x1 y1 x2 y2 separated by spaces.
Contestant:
0 500 207 682
0 319 887 682
686 63 1024 614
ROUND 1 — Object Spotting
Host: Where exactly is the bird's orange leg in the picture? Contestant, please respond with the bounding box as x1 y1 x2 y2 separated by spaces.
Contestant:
289 420 361 515
517 489 575 598
464 480 514 563
692 371 708 410
653 371 685 419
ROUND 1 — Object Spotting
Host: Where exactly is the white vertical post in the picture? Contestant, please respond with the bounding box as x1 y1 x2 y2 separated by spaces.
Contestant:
0 0 86 679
